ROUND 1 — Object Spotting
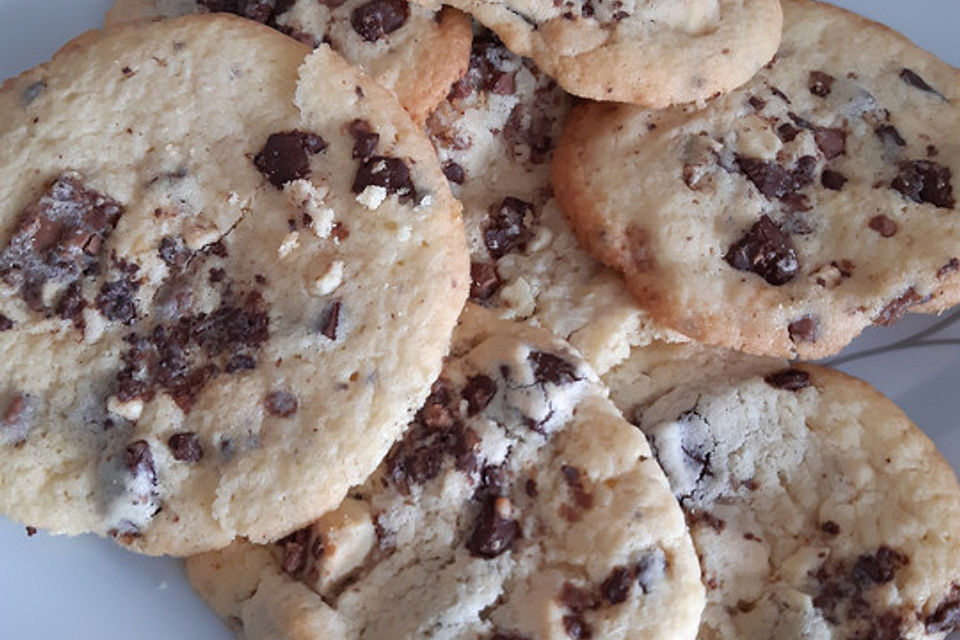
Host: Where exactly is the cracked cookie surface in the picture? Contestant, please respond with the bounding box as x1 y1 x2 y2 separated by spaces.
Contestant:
606 349 960 640
427 31 683 375
186 305 705 640
553 0 960 359
105 0 472 123
0 15 468 555
412 0 781 107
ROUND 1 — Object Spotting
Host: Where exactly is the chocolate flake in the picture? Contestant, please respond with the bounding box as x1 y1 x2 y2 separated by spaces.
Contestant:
254 130 327 188
168 432 203 462
724 215 798 285
891 160 955 209
350 0 410 42
96 274 140 324
469 261 501 301
873 288 925 327
318 299 341 340
347 119 380 160
528 351 579 385
900 68 946 100
484 197 533 259
764 368 810 391
265 390 298 417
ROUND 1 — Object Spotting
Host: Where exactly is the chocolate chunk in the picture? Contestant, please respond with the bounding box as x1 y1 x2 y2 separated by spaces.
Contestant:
168 432 203 462
788 315 821 344
318 299 341 340
350 0 409 42
54 282 85 323
873 287 925 327
852 546 908 586
96 274 140 324
126 440 157 485
441 160 465 184
748 96 766 111
503 102 554 164
25 526 36 537
821 169 848 191
560 582 598 613
814 128 846 159
938 258 959 279
0 314 12 331
194 292 270 356
875 124 906 148
900 68 945 99
0 174 123 315
736 156 814 199
462 374 497 416
158 235 191 268
821 520 840 535
724 215 798 286
469 261 501 301
776 122 801 142
352 155 416 200
892 160 955 209
601 567 633 605
528 350 579 385
347 119 380 159
808 71 835 97
466 495 518 558
265 390 298 417
562 615 592 640
764 368 811 391
254 130 327 188
483 197 533 259
925 585 960 633
868 215 898 237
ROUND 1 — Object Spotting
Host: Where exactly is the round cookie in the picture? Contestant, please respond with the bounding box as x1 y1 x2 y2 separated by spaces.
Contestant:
553 0 960 360
186 305 705 640
413 0 782 107
0 16 468 556
426 31 684 374
608 352 960 640
104 0 473 124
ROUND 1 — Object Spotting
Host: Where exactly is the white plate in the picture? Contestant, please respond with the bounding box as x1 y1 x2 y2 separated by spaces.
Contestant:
0 1 958 638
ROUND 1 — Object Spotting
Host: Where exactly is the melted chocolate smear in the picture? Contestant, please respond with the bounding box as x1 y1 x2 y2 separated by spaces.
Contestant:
466 496 518 559
873 287 925 327
528 351 580 385
724 215 798 286
484 197 533 259
0 174 123 315
351 0 409 42
900 68 947 100
168 432 203 462
764 368 810 391
254 130 327 188
352 155 416 201
891 160 955 209
462 374 497 416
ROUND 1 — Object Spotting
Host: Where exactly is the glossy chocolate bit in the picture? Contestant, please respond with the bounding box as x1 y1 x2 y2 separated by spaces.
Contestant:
168 432 203 462
254 130 327 188
764 368 811 391
724 215 799 286
788 315 821 344
821 169 848 191
317 299 341 340
736 156 815 199
808 71 835 97
347 119 379 160
466 494 518 559
873 287 925 327
126 440 157 485
900 68 947 100
528 351 580 385
925 584 960 633
0 173 123 314
265 391 298 417
891 160 955 209
352 155 416 201
462 374 497 416
469 261 501 301
351 0 410 42
484 197 533 259
868 215 898 238
441 160 465 185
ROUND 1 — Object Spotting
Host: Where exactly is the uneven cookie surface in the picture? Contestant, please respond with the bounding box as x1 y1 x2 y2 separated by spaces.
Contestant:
105 0 472 123
608 352 960 640
554 0 960 359
0 16 468 555
414 0 781 107
186 306 705 640
427 31 682 374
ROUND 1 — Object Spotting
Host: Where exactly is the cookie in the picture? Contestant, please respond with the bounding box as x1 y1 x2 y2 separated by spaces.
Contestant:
426 31 684 374
186 305 705 640
413 0 782 107
0 15 468 555
554 0 960 359
104 0 472 123
608 350 960 640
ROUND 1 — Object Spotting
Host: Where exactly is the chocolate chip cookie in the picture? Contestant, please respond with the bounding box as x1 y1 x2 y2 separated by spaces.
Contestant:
105 0 472 123
554 0 960 359
611 356 960 639
0 15 468 555
427 31 684 374
413 0 782 107
185 305 705 640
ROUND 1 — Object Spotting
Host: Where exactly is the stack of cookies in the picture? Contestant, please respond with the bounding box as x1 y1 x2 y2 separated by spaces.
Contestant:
1 1 958 638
